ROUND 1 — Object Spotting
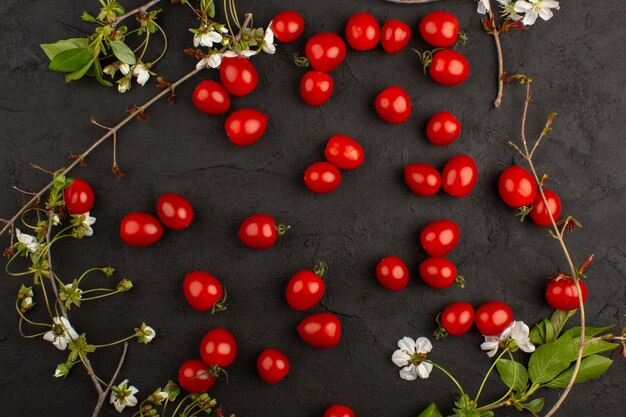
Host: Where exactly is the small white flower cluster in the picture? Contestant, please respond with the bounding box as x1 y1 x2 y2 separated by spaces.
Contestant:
481 320 535 357
478 0 560 26
116 63 151 93
193 25 229 48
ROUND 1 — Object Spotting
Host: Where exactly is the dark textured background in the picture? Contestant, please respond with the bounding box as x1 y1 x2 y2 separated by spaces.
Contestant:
0 1 624 416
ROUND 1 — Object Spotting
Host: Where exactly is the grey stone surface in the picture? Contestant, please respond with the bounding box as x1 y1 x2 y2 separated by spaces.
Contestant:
0 0 624 416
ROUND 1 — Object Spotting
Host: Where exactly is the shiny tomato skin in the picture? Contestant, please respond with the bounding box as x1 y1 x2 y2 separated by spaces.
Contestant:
530 189 562 226
324 134 365 170
272 11 305 43
498 166 537 208
304 162 342 194
419 11 460 48
429 50 470 86
375 256 409 291
441 154 478 198
426 112 462 146
324 405 356 417
224 109 268 146
257 348 290 384
440 302 475 336
119 212 163 247
178 360 216 393
183 271 224 312
419 257 457 289
380 19 411 53
156 193 194 230
199 328 237 367
64 179 95 214
286 270 326 311
420 219 460 257
305 33 347 72
219 57 259 96
475 301 514 336
238 213 278 250
375 86 412 124
404 163 441 196
192 80 231 115
297 312 341 349
300 71 334 106
546 278 588 311
345 12 380 51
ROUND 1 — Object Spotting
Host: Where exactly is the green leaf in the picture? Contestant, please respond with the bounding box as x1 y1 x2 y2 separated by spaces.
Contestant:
543 319 555 343
40 38 89 61
549 309 576 338
496 359 529 391
49 48 93 72
545 354 613 388
417 403 442 417
575 337 619 357
110 40 136 65
93 59 113 87
528 332 577 384
64 58 95 82
562 325 614 339
529 320 545 345
81 11 97 23
522 398 545 413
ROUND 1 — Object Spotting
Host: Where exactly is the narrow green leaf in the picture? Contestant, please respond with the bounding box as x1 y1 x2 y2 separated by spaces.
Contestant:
522 398 545 413
549 309 576 338
49 48 93 72
562 325 614 339
93 59 113 87
110 40 136 65
496 359 529 391
64 59 95 82
40 38 89 61
543 318 555 343
545 354 613 388
528 332 577 384
417 403 442 417
529 320 545 345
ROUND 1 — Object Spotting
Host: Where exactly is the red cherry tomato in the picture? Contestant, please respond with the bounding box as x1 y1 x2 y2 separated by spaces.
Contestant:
426 112 461 146
225 109 268 146
404 163 441 196
272 11 305 43
475 301 514 336
304 162 342 194
440 302 475 336
375 86 412 124
324 135 365 170
183 271 224 312
238 213 279 250
345 12 380 51
64 179 95 214
192 80 231 115
546 278 588 311
420 219 460 257
375 256 409 291
498 166 537 208
286 266 326 311
300 71 334 106
219 57 258 96
305 33 347 72
156 193 194 230
178 360 216 393
419 257 458 289
257 349 290 384
419 11 460 48
119 212 163 247
429 50 470 86
441 154 478 198
530 189 561 226
199 328 237 367
380 19 411 53
297 312 341 349
324 405 356 417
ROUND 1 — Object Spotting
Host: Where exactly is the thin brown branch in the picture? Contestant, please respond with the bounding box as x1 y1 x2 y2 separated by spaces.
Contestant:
91 342 129 417
488 6 505 108
112 0 163 28
12 186 38 197
30 163 53 175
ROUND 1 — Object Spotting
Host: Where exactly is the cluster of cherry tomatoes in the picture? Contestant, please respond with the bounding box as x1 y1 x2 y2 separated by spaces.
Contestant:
438 300 514 337
304 135 365 194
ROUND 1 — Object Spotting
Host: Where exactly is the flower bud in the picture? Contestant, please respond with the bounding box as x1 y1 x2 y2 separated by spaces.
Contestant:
117 279 133 292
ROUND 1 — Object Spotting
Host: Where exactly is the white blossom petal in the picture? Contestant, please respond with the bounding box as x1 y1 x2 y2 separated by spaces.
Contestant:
241 49 258 58
416 362 433 379
399 364 418 381
208 53 223 68
481 336 500 357
415 337 433 354
391 349 411 367
207 31 223 43
397 336 416 352
477 0 491 14
119 63 130 75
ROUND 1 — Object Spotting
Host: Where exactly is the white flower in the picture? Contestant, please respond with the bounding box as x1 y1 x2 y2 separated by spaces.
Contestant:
110 379 139 413
119 63 130 75
117 75 131 93
43 316 79 351
391 336 434 381
262 22 276 54
241 49 257 58
52 214 61 226
514 0 560 25
481 321 535 357
193 30 223 48
15 228 39 253
80 212 96 237
497 0 523 21
136 323 156 344
477 0 491 14
153 391 168 402
132 64 150 86
196 53 224 70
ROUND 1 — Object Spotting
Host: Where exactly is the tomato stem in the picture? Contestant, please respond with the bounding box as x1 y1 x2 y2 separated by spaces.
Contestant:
313 262 328 277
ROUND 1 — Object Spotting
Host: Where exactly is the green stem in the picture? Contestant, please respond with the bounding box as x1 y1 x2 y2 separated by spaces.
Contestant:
151 22 168 64
425 360 465 395
169 395 192 417
81 289 122 301
79 354 109 388
92 333 136 348
138 31 150 61
15 300 52 327
474 347 510 403
478 349 516 410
